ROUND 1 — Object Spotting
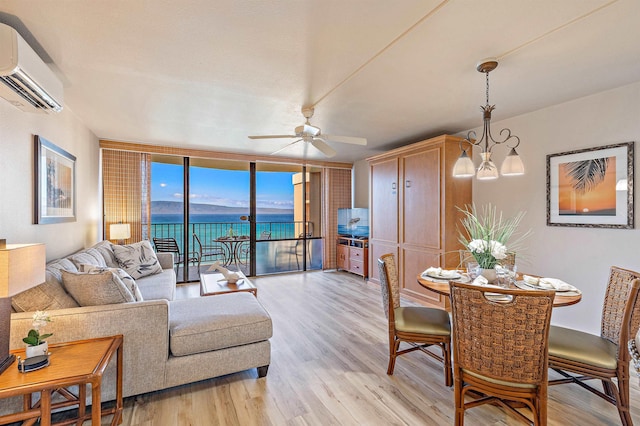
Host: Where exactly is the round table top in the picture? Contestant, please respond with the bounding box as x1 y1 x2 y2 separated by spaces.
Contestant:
416 274 582 308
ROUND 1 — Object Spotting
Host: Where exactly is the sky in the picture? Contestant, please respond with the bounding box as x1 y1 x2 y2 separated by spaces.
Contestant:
151 163 295 210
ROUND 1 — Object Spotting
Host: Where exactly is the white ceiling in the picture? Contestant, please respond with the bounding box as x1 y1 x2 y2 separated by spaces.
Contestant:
1 0 639 162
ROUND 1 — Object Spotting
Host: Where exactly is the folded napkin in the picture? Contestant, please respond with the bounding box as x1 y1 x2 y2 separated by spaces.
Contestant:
523 275 539 285
538 277 577 292
423 267 460 278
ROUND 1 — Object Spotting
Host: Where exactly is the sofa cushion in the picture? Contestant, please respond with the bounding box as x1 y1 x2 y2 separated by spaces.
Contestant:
169 292 272 357
93 240 120 268
112 241 163 279
80 264 143 302
68 248 108 269
11 271 80 312
136 269 175 301
61 270 136 306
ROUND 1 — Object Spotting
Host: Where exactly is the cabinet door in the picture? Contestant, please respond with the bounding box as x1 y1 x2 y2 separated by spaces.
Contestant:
336 244 349 270
370 158 398 244
402 247 443 306
401 148 440 249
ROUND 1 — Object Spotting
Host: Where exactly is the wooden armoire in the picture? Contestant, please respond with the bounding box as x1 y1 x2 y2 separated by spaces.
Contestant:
367 135 472 308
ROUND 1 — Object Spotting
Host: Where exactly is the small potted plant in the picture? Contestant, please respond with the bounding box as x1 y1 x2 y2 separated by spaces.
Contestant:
23 311 53 358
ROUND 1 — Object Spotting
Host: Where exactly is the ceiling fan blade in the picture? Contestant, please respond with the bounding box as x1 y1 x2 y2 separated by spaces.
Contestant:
303 124 320 136
320 134 367 146
248 134 297 139
311 139 337 157
270 139 302 156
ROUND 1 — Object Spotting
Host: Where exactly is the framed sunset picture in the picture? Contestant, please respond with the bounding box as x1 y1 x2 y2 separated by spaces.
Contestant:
547 142 634 228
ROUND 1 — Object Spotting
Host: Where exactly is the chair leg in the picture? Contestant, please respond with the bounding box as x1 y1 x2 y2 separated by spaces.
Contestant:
454 376 465 426
442 342 453 387
387 338 400 375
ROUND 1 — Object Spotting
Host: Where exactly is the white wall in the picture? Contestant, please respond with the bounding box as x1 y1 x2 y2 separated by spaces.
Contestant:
0 100 100 261
354 81 640 334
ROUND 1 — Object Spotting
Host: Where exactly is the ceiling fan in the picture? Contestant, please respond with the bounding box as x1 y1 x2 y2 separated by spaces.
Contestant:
248 107 367 157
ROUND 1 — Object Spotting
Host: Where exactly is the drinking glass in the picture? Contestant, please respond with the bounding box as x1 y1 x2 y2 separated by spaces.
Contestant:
496 264 517 288
466 262 479 280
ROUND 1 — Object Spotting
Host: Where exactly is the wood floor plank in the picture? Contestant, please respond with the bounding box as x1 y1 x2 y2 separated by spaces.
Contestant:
120 270 640 425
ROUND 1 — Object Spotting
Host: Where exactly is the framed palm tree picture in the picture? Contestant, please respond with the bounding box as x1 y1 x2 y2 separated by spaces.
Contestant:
547 142 634 228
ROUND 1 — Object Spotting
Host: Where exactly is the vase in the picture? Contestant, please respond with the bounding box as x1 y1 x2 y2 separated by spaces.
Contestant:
26 341 48 358
479 268 497 283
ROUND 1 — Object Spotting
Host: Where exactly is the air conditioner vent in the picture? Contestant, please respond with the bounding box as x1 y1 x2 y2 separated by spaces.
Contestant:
0 23 63 113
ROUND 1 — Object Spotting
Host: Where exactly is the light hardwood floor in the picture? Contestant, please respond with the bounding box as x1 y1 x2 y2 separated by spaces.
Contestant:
112 271 640 425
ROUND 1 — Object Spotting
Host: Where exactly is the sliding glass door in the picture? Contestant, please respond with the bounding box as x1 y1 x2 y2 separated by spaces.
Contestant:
149 156 323 282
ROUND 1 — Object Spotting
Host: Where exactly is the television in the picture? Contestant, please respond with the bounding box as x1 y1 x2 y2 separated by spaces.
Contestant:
338 208 369 238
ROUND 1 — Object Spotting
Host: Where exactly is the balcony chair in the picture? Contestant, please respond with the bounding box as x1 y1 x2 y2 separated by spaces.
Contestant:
449 281 555 425
548 266 640 426
275 233 311 270
192 233 226 271
377 253 452 386
152 237 200 274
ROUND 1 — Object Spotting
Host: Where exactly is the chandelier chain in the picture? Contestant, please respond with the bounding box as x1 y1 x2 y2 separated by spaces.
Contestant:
485 71 490 106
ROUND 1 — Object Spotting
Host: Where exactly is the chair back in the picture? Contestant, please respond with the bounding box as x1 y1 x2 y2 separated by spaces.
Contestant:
153 237 180 254
601 267 640 351
192 233 203 254
450 282 554 386
377 254 400 321
260 231 272 240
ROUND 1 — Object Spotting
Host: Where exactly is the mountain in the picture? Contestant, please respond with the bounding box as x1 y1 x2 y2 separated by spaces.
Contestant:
151 201 293 215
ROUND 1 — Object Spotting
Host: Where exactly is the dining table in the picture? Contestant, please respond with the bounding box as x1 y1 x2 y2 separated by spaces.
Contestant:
417 272 582 309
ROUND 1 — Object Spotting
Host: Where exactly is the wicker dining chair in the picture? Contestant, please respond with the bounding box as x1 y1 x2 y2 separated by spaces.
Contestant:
548 266 640 426
377 254 452 386
449 281 555 425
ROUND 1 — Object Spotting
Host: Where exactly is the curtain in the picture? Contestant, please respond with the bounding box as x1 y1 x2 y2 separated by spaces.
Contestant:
322 168 352 269
102 150 151 243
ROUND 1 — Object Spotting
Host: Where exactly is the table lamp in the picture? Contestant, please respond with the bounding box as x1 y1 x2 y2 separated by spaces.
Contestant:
110 223 131 245
0 242 46 374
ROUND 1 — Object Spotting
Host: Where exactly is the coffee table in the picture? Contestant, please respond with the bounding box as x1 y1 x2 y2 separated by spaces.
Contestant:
200 271 257 297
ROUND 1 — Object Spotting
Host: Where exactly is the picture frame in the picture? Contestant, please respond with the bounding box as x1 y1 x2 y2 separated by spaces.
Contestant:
34 135 76 224
547 142 634 229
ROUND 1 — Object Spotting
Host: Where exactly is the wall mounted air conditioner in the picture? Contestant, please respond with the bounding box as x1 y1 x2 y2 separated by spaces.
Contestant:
0 23 63 113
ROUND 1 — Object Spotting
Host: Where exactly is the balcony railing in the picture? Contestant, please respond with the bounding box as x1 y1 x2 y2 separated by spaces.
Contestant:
149 221 322 277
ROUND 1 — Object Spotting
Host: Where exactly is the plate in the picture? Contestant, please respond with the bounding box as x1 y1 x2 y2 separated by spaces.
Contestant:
425 272 462 281
516 280 572 292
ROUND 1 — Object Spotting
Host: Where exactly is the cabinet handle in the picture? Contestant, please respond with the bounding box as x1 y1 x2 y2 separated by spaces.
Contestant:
405 180 411 188
392 182 396 190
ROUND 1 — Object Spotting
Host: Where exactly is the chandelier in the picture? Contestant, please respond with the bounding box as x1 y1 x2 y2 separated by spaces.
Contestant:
453 59 524 180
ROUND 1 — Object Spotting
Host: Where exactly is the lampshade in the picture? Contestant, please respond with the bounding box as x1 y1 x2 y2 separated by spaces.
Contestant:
476 152 499 180
452 150 476 177
0 243 46 297
0 243 45 375
500 147 525 176
110 223 131 240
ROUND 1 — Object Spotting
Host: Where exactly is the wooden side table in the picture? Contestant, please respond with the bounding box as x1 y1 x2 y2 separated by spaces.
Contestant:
0 335 123 426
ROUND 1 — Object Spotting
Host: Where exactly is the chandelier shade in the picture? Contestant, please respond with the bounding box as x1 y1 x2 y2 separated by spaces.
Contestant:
453 58 524 180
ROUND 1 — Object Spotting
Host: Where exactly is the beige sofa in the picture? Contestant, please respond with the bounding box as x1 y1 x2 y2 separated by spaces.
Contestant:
4 241 272 407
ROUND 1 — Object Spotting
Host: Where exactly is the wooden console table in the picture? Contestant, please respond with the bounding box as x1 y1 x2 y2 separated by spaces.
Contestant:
336 236 368 278
0 335 123 426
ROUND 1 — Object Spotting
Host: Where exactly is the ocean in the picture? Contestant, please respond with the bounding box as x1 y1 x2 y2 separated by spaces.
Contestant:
150 213 298 248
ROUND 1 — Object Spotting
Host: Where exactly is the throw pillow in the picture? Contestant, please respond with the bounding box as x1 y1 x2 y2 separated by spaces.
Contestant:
11 271 80 312
79 264 144 301
92 240 120 268
112 240 163 279
68 248 108 269
61 270 136 306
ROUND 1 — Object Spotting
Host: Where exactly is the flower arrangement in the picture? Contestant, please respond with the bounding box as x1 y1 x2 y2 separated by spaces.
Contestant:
458 204 530 269
23 310 53 347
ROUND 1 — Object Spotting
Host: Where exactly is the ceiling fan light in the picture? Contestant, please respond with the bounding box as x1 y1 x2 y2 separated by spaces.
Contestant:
452 150 476 177
476 152 499 180
500 147 525 176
